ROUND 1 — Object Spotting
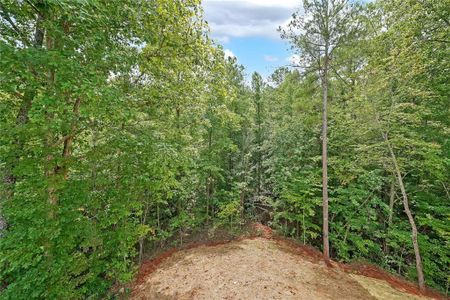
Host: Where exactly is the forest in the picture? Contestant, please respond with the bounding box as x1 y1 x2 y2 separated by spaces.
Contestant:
0 0 448 299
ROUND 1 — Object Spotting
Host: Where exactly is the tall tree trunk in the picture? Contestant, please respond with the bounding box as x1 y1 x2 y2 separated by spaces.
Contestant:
322 48 330 260
384 133 425 291
239 130 247 221
206 177 210 220
256 104 261 195
175 105 183 245
206 128 213 220
139 201 150 265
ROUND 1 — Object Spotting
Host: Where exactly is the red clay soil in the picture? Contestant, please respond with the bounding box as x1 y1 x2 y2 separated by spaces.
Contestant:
132 223 445 299
271 236 328 265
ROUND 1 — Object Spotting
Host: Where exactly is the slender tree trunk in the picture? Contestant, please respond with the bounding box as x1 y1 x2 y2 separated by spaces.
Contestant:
139 201 150 265
384 133 425 291
302 212 306 244
206 177 210 220
256 95 261 195
239 130 247 221
322 49 330 260
388 180 395 228
206 128 213 220
175 105 183 245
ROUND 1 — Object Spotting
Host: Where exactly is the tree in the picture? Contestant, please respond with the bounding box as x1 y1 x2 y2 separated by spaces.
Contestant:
251 72 264 197
0 0 224 297
359 0 449 290
280 0 359 260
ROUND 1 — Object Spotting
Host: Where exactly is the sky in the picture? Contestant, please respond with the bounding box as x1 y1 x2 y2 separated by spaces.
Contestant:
203 0 301 79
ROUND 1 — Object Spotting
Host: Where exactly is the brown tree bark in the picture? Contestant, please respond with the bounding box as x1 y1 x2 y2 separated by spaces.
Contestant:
321 45 330 260
383 133 425 292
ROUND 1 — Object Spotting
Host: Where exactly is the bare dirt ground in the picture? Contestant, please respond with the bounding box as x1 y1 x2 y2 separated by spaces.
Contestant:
131 235 439 300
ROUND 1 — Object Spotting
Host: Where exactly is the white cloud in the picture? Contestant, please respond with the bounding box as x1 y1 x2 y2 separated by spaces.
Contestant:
203 0 300 40
224 49 236 59
264 55 279 62
216 36 230 44
205 0 299 8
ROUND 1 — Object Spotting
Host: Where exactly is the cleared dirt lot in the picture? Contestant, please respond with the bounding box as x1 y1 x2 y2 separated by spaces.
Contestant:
132 237 433 300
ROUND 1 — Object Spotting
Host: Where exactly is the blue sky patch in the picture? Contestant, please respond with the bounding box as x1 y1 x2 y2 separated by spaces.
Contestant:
203 0 299 79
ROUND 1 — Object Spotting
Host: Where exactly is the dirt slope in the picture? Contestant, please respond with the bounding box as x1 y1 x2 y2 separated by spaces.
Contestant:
132 237 435 300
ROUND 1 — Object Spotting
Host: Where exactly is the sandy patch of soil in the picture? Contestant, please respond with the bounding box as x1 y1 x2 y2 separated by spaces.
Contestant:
350 274 427 300
131 237 433 300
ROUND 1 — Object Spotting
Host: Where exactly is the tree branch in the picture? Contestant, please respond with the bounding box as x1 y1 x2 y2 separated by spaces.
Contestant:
0 3 31 46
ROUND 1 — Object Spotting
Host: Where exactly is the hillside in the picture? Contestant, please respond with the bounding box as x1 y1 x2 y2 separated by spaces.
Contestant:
132 239 434 300
131 226 442 300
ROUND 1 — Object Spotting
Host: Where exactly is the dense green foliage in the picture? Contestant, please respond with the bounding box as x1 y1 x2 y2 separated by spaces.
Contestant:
0 0 448 298
269 0 449 292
